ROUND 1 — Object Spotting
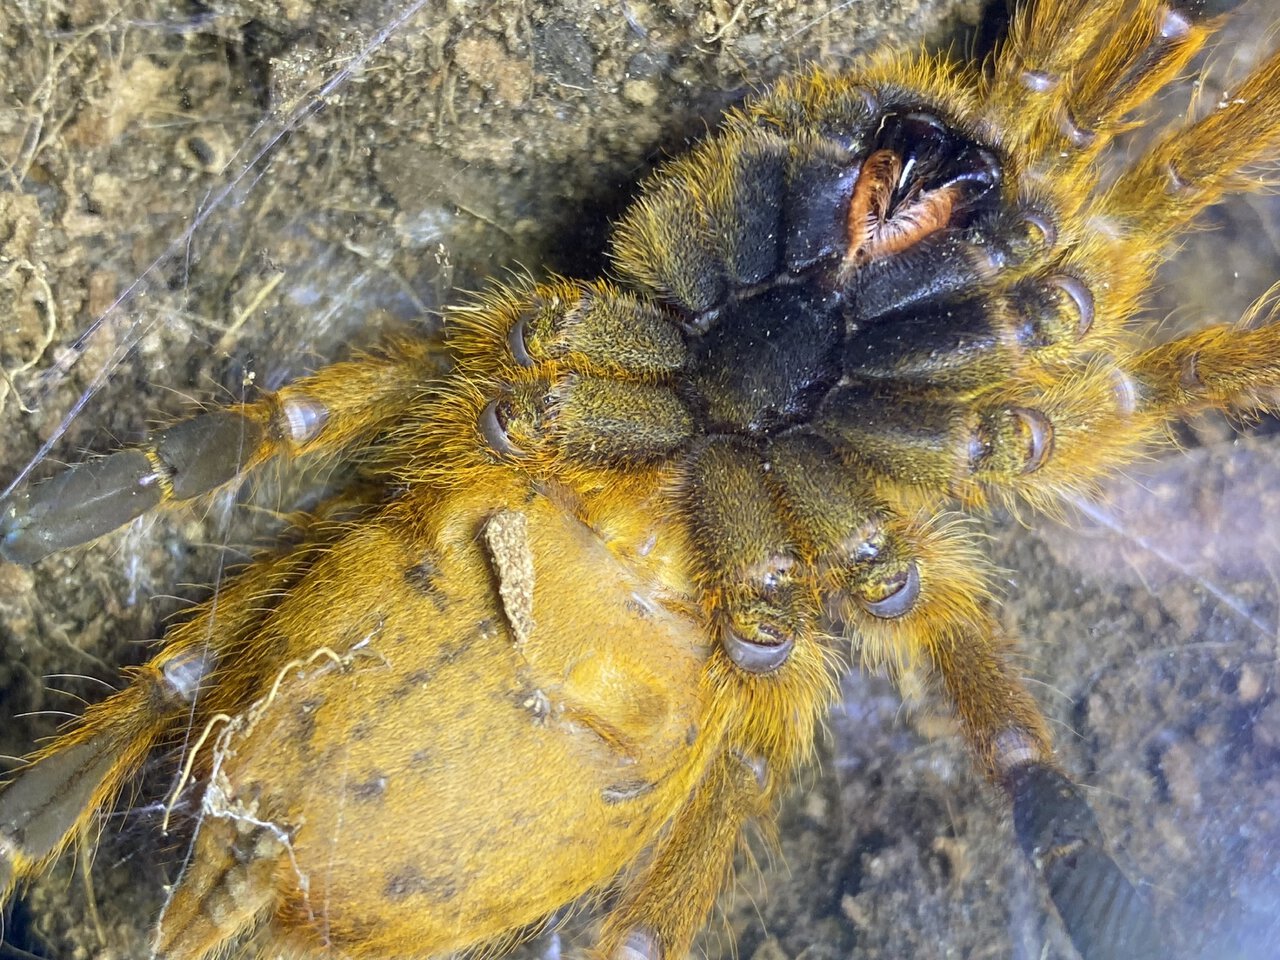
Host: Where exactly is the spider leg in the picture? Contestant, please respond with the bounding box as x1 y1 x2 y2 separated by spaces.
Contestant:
1004 763 1166 960
0 514 341 902
813 360 1159 514
595 751 769 960
149 799 280 960
1104 43 1280 239
983 0 1124 141
394 278 696 490
0 336 443 564
0 654 206 899
986 0 1221 181
948 305 1280 512
846 516 1167 960
1130 311 1280 416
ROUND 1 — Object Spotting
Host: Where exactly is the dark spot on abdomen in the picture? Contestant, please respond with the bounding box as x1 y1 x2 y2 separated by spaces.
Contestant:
384 866 431 901
404 556 449 610
409 746 432 765
383 864 458 903
350 773 388 802
391 667 435 700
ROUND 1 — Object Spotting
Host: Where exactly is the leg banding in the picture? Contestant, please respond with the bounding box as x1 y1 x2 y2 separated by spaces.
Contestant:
0 339 443 563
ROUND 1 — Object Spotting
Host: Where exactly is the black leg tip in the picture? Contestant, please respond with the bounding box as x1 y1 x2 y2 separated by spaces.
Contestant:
1005 763 1173 960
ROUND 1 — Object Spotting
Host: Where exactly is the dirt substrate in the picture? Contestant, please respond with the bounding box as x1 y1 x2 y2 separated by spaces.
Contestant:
0 1 1278 959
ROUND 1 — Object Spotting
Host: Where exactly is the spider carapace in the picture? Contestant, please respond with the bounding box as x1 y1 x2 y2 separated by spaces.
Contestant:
2 0 1280 958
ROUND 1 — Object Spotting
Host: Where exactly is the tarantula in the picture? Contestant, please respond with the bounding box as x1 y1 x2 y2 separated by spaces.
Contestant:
2 0 1279 958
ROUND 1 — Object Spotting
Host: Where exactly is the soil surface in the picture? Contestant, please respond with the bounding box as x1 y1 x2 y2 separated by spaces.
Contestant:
0 1 1278 959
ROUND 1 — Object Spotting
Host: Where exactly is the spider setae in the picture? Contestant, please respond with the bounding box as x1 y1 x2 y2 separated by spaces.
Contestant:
1 0 1279 959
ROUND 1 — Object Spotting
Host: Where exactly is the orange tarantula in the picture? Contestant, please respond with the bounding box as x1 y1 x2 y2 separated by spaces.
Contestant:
2 0 1279 958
